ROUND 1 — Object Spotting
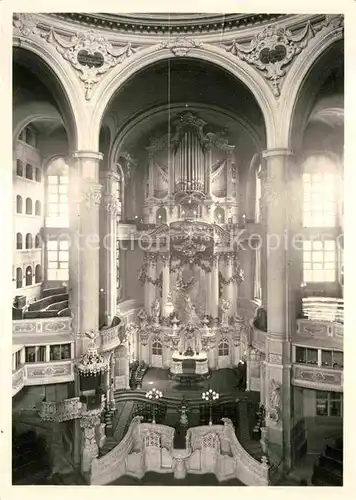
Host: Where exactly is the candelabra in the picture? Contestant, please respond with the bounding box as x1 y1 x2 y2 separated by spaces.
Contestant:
145 388 163 424
202 388 219 426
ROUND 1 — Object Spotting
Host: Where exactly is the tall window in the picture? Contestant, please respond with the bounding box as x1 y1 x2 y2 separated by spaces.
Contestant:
25 233 33 249
16 233 23 249
35 233 41 248
303 240 336 283
16 267 22 288
303 156 338 228
46 158 69 227
316 391 343 417
35 264 42 284
25 164 33 180
253 246 262 302
16 160 23 176
25 197 32 215
25 266 32 286
35 200 41 216
16 195 23 213
47 239 69 281
218 339 229 356
35 168 42 182
255 165 262 223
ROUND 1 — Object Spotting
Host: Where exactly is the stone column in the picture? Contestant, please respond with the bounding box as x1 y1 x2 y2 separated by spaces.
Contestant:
258 166 268 308
262 148 293 471
224 254 235 313
80 411 101 474
161 256 170 317
210 255 219 321
99 169 120 326
69 151 103 356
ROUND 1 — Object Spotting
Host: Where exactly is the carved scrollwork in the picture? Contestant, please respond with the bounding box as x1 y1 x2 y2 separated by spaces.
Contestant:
81 182 102 209
160 37 202 56
13 13 39 37
42 29 137 99
226 22 315 97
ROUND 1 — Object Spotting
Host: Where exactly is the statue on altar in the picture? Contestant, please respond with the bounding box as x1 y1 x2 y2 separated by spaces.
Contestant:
221 299 232 326
151 299 161 325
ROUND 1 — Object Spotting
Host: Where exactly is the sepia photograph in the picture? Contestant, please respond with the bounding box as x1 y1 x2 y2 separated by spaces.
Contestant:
7 3 346 488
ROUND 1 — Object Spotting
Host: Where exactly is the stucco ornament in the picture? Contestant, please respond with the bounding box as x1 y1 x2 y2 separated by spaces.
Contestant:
226 22 315 97
13 13 39 37
160 37 202 56
82 182 102 209
42 29 136 99
268 379 281 423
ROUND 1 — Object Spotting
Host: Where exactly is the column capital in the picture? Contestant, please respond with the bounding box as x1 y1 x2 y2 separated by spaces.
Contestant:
262 148 294 159
72 150 103 162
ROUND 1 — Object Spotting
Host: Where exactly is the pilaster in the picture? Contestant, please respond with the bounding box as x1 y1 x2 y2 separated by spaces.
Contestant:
69 150 103 357
262 148 294 470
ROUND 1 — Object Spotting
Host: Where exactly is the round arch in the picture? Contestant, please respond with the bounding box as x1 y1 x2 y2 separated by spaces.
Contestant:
277 29 344 149
13 38 87 151
109 102 263 168
90 46 277 152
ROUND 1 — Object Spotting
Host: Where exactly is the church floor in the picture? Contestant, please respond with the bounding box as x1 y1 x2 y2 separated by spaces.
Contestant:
141 367 251 400
109 472 245 486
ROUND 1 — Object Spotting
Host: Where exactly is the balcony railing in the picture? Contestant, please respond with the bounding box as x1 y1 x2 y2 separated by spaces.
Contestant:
294 318 343 351
302 297 343 324
12 316 72 335
100 324 125 352
39 397 82 422
12 366 25 396
292 364 343 392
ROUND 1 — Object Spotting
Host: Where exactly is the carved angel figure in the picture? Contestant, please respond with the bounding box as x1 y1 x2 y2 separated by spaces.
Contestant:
269 379 281 410
151 299 161 324
137 308 149 327
85 329 99 341
221 299 232 313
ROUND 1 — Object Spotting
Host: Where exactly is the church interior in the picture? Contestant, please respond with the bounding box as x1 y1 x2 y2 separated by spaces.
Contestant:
11 12 344 486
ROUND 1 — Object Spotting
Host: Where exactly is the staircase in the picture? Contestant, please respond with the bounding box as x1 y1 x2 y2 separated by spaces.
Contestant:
237 400 263 460
100 397 136 456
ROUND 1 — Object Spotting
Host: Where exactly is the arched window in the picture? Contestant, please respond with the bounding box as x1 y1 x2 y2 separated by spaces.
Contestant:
218 339 229 357
19 128 26 142
35 168 42 182
303 155 338 228
156 207 167 224
46 157 69 227
35 264 42 284
16 160 23 176
16 195 23 213
214 207 225 224
16 233 23 250
25 164 33 180
152 338 162 356
25 266 32 286
25 198 32 215
35 233 41 248
16 268 22 288
26 127 37 148
35 200 41 216
255 165 262 223
47 239 69 281
25 233 33 249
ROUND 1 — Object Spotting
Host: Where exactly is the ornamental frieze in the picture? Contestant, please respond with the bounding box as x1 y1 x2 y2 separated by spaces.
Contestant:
41 28 137 99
